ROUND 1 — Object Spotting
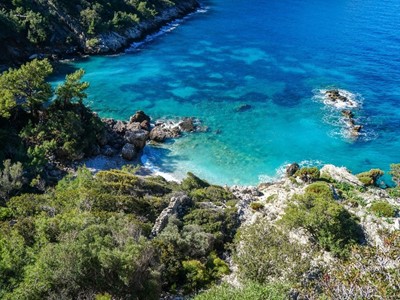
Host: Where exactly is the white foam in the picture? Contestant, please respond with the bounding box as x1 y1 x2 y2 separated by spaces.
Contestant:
126 6 210 52
312 88 363 109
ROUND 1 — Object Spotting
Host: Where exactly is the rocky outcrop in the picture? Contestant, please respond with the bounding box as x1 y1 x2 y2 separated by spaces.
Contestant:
341 109 363 137
151 192 192 236
286 162 300 177
320 165 363 186
149 117 206 143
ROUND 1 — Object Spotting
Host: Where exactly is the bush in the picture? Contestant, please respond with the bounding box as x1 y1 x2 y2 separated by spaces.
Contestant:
305 182 333 199
370 201 397 218
250 202 264 210
281 191 364 257
233 220 311 283
295 167 320 183
181 172 210 191
356 169 384 186
194 282 289 300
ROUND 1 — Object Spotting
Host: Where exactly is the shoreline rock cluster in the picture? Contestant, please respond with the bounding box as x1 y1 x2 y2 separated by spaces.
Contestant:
99 110 204 161
325 89 363 138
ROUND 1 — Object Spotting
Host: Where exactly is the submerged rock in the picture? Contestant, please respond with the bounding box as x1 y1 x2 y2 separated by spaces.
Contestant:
235 104 252 112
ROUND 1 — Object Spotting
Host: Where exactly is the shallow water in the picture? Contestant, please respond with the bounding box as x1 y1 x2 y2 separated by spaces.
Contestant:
52 0 400 185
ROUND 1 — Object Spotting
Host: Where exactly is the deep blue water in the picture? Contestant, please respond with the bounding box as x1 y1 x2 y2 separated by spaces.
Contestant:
53 0 400 185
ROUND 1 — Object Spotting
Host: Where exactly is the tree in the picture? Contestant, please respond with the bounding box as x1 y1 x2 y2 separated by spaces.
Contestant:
55 69 89 107
0 59 52 118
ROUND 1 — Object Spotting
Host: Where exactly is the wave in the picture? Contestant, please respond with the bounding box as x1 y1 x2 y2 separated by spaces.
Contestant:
126 6 210 52
258 159 325 184
312 88 363 109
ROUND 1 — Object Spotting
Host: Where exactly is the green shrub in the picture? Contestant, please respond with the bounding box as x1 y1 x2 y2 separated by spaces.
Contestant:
250 202 264 210
305 182 333 199
389 163 400 186
370 201 397 218
295 167 320 183
356 169 384 186
233 220 311 283
281 192 364 257
194 282 289 300
181 172 210 191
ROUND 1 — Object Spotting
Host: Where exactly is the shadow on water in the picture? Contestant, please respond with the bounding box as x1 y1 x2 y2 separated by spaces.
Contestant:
142 142 184 175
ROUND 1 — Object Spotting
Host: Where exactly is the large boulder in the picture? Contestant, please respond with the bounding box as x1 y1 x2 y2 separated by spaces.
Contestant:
113 120 127 134
121 143 137 161
129 110 150 124
149 126 180 142
286 162 300 177
124 129 149 150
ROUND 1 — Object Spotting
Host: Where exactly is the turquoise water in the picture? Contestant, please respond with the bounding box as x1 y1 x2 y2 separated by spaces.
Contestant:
52 0 400 185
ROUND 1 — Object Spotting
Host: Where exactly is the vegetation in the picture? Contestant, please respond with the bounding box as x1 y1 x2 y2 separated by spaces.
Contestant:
281 182 364 256
194 282 289 300
356 168 384 186
370 201 397 218
294 166 320 183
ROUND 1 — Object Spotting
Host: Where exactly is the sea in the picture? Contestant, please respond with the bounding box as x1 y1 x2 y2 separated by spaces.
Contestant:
51 0 400 185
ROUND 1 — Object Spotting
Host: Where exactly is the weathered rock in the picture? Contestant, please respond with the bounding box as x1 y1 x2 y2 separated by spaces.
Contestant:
101 145 115 156
341 109 354 118
286 162 300 177
325 89 348 102
126 122 142 131
151 192 192 236
121 143 137 161
140 120 150 131
124 129 149 150
113 120 127 134
149 125 180 142
129 110 150 124
179 118 195 132
320 164 363 187
97 133 108 146
101 118 116 127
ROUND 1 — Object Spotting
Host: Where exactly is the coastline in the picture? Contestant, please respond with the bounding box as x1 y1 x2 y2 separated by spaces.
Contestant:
0 0 200 68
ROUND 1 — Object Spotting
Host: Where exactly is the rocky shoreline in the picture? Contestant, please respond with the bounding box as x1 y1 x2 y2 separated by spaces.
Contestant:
0 0 200 69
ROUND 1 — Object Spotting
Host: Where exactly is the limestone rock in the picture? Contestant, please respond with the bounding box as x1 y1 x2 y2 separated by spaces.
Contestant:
320 164 363 186
101 145 115 157
178 117 195 132
151 193 192 236
121 143 137 161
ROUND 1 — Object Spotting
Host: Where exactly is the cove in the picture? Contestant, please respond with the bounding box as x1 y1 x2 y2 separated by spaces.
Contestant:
51 0 400 185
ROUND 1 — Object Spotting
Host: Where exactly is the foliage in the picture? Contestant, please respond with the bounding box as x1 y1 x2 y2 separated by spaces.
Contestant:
389 163 400 186
281 187 364 256
0 58 52 118
233 220 311 284
370 201 397 218
181 172 210 191
0 159 24 201
250 202 264 210
356 168 384 186
294 167 320 183
55 69 89 107
302 231 400 299
194 282 289 300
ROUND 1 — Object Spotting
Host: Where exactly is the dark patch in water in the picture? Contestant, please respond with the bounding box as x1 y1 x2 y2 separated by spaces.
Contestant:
272 86 304 107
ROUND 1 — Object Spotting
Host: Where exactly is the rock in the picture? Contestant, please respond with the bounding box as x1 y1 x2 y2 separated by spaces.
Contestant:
325 89 348 102
151 192 192 236
90 144 101 156
140 120 150 131
101 145 115 156
121 143 137 161
97 133 108 146
113 120 127 134
102 118 116 127
235 104 252 112
286 162 300 177
320 164 363 187
124 129 149 150
149 126 168 142
129 110 150 124
178 117 195 132
341 110 354 118
126 122 142 131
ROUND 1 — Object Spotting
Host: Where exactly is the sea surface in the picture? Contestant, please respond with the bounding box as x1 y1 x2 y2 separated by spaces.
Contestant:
52 0 400 185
